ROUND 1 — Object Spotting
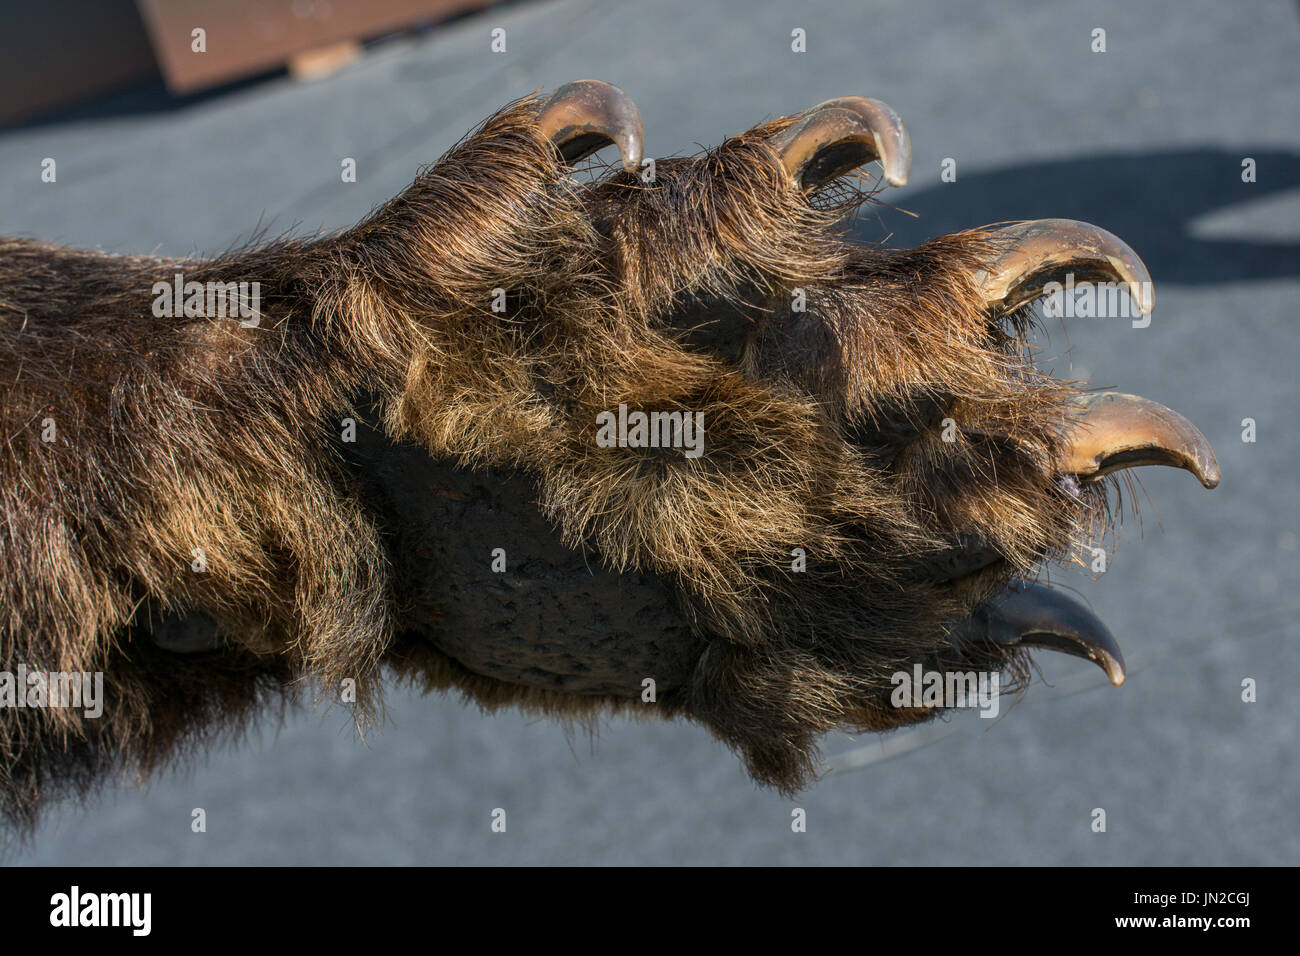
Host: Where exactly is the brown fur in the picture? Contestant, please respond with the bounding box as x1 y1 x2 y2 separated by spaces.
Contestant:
0 95 1116 828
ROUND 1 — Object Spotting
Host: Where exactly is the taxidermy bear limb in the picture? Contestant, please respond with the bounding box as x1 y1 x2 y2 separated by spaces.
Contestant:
0 81 1218 827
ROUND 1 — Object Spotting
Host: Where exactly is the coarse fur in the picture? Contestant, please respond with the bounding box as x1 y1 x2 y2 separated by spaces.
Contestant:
0 95 1116 828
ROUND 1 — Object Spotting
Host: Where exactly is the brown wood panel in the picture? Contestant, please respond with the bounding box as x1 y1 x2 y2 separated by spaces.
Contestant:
135 0 493 93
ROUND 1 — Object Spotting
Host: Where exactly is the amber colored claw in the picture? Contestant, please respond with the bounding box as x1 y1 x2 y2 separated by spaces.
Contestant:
535 79 644 172
767 96 911 190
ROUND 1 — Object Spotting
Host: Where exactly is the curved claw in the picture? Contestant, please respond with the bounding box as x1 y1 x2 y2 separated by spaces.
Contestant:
954 581 1126 686
535 79 644 172
976 219 1154 316
1064 392 1221 489
767 96 911 190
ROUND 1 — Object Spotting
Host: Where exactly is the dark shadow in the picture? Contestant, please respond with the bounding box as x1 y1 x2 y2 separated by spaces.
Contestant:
1 72 281 132
856 149 1300 285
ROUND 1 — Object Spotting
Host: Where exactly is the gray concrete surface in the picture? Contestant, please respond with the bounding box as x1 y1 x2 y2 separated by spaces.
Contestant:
2 0 1297 864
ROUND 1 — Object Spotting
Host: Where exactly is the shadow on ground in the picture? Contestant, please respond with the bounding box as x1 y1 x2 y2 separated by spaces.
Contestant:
861 149 1300 284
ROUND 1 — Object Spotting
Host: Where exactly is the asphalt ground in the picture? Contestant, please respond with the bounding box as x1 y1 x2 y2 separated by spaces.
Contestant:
2 0 1297 864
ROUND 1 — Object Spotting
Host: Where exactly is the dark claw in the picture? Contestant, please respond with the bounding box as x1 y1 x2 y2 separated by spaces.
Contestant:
952 580 1127 686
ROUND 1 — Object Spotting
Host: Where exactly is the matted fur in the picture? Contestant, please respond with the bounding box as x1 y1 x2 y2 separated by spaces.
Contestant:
0 95 1116 827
